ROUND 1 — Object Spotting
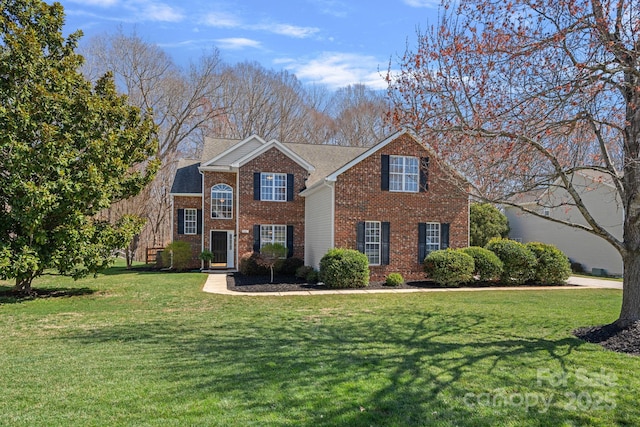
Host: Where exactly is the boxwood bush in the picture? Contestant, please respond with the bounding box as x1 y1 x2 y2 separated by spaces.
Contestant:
423 249 474 287
459 246 503 281
485 238 537 285
525 242 571 285
319 248 369 288
385 272 404 287
238 252 269 276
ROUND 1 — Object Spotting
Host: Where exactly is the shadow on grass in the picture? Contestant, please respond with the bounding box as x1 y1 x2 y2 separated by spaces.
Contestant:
100 265 202 276
62 310 596 426
0 286 95 304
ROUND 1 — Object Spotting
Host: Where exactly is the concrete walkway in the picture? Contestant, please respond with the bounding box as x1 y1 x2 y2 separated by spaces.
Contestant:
202 273 622 296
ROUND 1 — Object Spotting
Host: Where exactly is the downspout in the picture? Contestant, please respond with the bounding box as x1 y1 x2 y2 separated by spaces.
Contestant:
236 170 240 270
200 168 205 270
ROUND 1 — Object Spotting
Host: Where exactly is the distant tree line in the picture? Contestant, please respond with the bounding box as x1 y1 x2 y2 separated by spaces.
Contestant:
80 30 393 260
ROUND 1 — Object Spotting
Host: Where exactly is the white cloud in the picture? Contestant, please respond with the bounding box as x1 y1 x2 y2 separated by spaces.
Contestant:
65 0 184 22
311 0 351 18
202 11 242 28
140 2 184 22
284 52 388 89
215 38 262 50
200 12 318 39
65 0 119 6
266 23 319 38
403 0 440 7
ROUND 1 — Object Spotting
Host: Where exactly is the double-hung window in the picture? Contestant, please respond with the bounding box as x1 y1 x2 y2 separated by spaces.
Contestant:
425 222 440 254
211 184 233 219
364 221 381 265
260 225 287 249
184 208 197 235
389 155 419 192
261 173 287 201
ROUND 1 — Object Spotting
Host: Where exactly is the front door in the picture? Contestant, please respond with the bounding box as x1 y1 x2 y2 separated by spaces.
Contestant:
211 231 228 267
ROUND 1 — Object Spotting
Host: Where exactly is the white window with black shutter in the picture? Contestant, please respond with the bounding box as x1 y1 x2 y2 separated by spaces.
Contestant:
177 208 202 235
253 172 295 202
357 221 390 266
418 222 450 263
381 155 429 192
253 224 295 258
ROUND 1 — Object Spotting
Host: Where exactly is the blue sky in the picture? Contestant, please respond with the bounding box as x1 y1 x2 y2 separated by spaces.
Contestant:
57 0 441 90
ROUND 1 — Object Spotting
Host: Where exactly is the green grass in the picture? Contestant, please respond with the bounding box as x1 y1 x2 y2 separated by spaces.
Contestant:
0 265 637 426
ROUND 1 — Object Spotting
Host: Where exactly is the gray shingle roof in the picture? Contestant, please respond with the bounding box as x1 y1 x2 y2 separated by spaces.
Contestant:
200 137 242 164
283 143 368 187
170 159 202 194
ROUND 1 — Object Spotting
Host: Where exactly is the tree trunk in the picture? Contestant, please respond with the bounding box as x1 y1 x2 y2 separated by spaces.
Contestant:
617 252 640 328
14 275 34 295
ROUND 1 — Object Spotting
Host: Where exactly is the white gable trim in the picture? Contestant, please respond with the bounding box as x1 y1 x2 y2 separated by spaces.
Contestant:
325 129 407 182
201 134 267 167
231 139 315 172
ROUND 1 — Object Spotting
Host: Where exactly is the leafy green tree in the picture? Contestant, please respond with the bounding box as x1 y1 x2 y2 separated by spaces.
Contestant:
470 203 509 247
0 0 158 293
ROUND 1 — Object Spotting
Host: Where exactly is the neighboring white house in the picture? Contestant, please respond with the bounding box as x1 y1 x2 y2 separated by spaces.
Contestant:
505 170 623 276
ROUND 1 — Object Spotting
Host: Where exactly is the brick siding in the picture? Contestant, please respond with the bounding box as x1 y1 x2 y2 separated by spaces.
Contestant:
333 133 469 281
172 195 204 269
237 147 306 260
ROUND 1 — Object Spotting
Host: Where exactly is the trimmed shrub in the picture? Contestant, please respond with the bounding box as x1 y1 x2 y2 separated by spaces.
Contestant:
319 248 369 289
295 265 314 279
163 240 193 271
239 252 269 276
385 272 404 287
470 202 510 247
570 260 584 274
296 265 319 283
423 249 474 287
306 269 319 284
485 238 537 285
279 257 305 276
526 242 571 285
460 246 503 281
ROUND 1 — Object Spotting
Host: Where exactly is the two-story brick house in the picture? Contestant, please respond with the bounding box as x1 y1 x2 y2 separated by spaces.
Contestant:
170 130 469 280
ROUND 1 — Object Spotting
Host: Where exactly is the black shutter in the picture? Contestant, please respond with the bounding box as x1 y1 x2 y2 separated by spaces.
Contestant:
381 155 390 191
253 224 260 252
177 209 185 234
356 222 365 253
418 223 426 263
287 174 294 201
381 222 390 265
286 225 294 258
197 209 203 235
440 223 450 249
253 172 261 200
420 157 429 192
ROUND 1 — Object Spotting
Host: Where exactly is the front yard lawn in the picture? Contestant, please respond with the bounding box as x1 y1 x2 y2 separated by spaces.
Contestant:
0 266 637 426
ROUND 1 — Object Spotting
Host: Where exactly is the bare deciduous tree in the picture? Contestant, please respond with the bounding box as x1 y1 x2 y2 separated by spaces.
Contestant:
330 84 392 146
82 30 226 256
388 0 640 327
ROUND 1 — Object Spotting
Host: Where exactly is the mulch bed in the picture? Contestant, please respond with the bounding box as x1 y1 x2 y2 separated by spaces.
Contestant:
226 273 567 293
574 323 640 356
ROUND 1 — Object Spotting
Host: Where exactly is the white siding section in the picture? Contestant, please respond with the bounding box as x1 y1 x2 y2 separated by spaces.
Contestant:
304 183 334 269
216 140 264 166
506 174 623 276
